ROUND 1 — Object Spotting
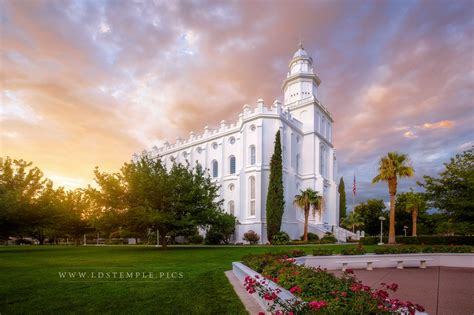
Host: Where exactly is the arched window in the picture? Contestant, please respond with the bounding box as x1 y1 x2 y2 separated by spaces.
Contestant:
249 145 256 165
212 160 218 178
249 176 256 216
228 201 235 216
229 156 236 174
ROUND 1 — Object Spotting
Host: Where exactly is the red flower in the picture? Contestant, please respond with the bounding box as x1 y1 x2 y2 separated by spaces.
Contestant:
387 283 398 292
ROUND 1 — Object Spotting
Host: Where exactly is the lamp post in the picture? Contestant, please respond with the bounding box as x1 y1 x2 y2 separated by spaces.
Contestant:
403 225 408 237
378 216 386 245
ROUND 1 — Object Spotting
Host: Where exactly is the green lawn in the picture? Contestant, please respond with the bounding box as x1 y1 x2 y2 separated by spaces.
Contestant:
0 244 376 314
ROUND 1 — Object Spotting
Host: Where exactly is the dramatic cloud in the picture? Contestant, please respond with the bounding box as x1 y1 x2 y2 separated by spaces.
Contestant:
1 0 473 200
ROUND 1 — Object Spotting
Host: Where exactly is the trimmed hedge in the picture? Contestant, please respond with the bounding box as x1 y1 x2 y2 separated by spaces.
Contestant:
374 245 473 254
320 234 337 244
341 245 366 255
312 248 334 256
288 240 319 245
360 235 474 246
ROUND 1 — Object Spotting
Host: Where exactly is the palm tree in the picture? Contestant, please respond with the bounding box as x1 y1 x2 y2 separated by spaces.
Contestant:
343 211 365 233
294 188 323 241
372 152 414 244
405 191 426 236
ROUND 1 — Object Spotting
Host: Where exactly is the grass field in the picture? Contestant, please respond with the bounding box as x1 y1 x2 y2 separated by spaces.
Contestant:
0 244 376 314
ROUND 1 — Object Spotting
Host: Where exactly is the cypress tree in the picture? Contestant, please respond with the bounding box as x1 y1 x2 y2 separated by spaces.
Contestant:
266 130 285 242
338 177 346 223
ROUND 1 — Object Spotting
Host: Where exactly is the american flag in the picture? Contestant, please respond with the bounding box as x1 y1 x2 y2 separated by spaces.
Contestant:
352 175 356 196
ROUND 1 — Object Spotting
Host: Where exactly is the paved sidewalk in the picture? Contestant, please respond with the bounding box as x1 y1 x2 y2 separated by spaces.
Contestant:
332 267 474 315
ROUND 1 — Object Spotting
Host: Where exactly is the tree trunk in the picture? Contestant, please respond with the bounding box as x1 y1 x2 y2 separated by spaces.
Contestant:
388 193 396 244
303 206 309 241
159 230 167 249
412 208 418 236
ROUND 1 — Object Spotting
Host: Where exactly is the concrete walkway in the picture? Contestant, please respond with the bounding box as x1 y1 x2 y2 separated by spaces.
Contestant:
332 267 474 315
225 270 265 314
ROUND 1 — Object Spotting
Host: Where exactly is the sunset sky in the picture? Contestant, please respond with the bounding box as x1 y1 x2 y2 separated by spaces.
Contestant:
1 0 473 206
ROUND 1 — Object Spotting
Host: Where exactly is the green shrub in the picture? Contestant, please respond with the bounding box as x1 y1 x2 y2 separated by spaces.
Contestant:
242 230 260 244
205 212 237 244
312 248 334 256
320 234 337 244
360 236 385 245
188 234 204 244
341 245 366 255
286 249 306 257
300 232 319 241
272 231 290 245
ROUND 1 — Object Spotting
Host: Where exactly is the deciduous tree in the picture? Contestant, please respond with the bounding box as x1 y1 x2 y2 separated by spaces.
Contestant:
418 147 473 234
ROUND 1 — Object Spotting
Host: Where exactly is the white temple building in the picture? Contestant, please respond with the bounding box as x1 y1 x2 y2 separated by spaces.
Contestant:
154 44 357 243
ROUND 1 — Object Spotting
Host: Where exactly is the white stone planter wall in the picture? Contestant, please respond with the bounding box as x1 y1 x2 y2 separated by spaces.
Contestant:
295 253 474 270
232 262 296 313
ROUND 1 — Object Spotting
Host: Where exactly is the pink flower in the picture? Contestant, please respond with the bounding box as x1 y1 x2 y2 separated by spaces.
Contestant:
308 300 328 310
258 312 265 315
340 291 347 297
263 292 278 301
289 286 302 294
350 283 363 292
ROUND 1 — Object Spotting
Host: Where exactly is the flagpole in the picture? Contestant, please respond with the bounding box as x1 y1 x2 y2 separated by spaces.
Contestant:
352 173 356 211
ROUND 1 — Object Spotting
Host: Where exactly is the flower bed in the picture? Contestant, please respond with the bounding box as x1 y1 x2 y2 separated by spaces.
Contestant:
240 252 425 314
